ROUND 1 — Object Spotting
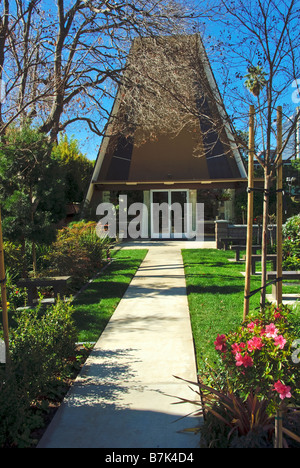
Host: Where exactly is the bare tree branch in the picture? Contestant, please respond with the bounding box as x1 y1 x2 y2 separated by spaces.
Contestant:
0 0 211 141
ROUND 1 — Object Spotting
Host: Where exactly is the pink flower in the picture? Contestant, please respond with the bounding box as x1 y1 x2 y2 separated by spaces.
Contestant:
247 322 256 331
247 336 264 352
274 380 292 400
231 342 246 354
265 323 279 338
274 308 283 320
242 353 254 368
235 352 253 368
235 353 244 366
214 334 227 353
274 335 286 349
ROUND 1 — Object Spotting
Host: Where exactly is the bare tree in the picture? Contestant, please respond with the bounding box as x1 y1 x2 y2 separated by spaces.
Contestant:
0 0 54 133
209 0 300 308
0 0 209 142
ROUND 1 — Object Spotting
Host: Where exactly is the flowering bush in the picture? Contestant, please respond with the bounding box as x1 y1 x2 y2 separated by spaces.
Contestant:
5 270 28 309
214 304 300 413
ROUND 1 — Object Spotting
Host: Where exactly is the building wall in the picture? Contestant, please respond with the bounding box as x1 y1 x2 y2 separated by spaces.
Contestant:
92 188 240 239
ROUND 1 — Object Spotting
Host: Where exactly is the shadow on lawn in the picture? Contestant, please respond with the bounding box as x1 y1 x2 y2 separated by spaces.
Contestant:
73 310 111 341
186 283 244 295
184 261 230 268
74 279 133 304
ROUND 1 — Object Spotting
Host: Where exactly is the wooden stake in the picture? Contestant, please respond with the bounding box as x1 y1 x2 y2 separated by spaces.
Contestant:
276 106 283 306
243 105 255 320
0 207 9 358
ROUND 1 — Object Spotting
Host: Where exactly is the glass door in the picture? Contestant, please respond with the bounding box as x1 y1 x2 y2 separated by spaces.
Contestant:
150 190 189 239
170 190 188 238
151 191 170 238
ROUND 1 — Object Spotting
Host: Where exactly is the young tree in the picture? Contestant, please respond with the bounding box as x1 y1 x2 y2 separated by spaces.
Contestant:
209 0 300 307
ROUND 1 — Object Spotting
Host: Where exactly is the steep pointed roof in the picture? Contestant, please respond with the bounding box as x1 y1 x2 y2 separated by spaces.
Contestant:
86 34 246 202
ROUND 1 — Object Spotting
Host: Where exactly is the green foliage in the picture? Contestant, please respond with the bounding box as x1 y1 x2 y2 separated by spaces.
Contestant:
214 304 300 411
52 134 93 203
283 214 300 270
0 125 66 252
234 163 300 224
44 221 111 289
2 241 27 278
292 159 300 173
234 187 277 224
0 249 147 447
5 270 28 310
0 299 78 447
244 65 267 97
10 299 77 397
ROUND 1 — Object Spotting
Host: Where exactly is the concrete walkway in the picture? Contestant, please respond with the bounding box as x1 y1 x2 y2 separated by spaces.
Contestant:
38 241 214 449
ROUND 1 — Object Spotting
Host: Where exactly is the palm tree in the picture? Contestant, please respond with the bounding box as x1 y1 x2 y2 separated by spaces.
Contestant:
244 65 267 97
244 65 267 151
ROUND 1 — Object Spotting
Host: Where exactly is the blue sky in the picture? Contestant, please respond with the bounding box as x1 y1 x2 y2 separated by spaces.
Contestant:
66 120 107 161
65 91 115 161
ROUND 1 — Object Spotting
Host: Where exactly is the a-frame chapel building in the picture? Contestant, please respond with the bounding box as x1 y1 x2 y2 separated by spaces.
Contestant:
85 34 248 239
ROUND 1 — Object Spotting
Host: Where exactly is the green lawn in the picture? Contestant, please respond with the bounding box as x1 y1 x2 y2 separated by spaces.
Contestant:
73 249 148 342
182 248 300 370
